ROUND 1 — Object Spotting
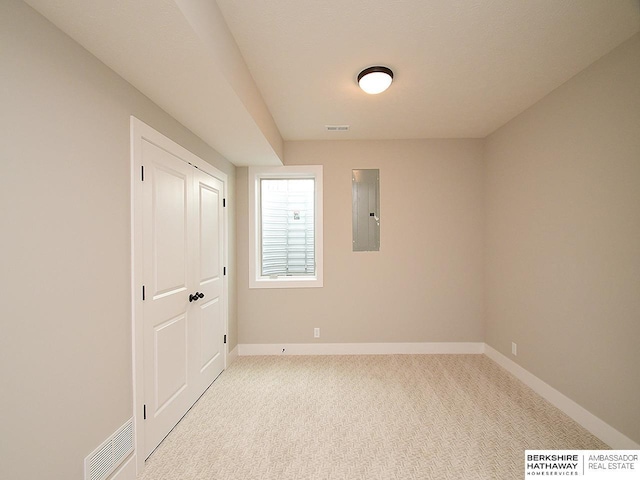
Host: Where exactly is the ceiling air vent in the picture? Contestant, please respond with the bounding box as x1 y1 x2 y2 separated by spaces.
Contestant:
325 125 350 132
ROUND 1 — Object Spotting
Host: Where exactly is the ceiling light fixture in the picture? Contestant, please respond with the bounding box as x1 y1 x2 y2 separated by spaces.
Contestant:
357 66 394 94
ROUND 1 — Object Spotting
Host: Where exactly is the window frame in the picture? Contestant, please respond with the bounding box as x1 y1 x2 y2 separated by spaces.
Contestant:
248 165 323 289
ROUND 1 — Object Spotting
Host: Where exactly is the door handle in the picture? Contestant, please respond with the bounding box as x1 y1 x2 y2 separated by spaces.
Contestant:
189 292 205 302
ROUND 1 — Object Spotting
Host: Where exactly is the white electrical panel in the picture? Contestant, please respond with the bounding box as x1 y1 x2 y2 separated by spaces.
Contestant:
352 169 380 251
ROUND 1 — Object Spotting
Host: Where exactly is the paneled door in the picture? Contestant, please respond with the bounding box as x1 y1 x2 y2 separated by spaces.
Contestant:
136 125 226 460
191 169 225 396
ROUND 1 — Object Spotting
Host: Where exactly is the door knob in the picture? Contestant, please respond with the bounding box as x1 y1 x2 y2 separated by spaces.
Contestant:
189 292 205 302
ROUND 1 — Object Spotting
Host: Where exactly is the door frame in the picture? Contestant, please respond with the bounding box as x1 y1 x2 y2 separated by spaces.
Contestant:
130 116 228 473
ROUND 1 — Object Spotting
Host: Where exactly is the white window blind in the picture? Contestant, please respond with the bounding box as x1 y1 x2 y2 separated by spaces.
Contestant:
260 178 315 277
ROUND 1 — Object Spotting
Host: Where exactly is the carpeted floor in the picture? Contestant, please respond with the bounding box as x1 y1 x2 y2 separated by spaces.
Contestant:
137 354 607 479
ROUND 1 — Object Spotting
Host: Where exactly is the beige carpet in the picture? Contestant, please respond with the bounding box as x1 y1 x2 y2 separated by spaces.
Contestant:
137 354 607 479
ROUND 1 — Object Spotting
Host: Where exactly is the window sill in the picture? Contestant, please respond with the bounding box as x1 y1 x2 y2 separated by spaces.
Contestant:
249 276 323 289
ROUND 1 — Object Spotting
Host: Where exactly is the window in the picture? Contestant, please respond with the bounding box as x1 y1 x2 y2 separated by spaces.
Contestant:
261 178 315 277
249 165 323 288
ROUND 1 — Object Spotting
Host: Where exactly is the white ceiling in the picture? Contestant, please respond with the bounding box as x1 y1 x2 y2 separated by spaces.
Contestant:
216 0 640 140
23 0 284 166
23 0 640 164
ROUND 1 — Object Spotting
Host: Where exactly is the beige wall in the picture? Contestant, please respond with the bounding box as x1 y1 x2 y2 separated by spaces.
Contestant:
484 33 640 444
0 1 236 479
237 139 484 344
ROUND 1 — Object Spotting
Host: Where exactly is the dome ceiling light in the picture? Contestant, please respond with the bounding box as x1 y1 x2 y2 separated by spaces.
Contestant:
357 66 394 94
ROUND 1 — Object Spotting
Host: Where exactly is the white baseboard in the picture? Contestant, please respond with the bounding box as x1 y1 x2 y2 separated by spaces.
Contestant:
108 454 136 480
484 344 639 450
238 342 485 356
227 345 238 365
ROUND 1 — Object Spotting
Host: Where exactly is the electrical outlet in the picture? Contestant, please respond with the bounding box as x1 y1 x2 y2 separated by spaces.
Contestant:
512 342 517 356
314 327 320 338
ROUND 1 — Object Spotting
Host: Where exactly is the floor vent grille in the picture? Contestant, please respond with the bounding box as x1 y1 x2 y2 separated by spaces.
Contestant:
85 418 134 480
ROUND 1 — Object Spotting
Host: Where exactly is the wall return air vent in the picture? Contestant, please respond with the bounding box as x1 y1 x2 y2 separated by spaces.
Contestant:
84 418 134 480
325 125 350 132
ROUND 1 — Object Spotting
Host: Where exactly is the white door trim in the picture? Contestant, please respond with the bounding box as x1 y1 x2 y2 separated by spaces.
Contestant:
130 116 228 473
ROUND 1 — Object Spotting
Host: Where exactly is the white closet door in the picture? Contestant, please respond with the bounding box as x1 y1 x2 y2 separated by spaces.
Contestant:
141 141 225 459
192 170 225 395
